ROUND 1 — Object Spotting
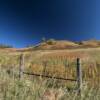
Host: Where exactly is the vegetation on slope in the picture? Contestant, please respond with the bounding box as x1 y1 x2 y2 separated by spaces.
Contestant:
0 64 100 100
0 44 12 48
28 39 100 50
0 44 100 100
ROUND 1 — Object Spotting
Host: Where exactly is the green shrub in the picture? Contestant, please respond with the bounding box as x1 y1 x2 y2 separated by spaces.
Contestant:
46 39 56 45
0 44 12 48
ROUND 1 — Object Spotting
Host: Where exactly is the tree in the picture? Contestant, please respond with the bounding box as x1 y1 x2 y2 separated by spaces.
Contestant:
41 37 46 42
0 44 12 48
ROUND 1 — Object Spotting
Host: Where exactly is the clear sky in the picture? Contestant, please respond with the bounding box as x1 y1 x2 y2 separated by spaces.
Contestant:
0 0 99 48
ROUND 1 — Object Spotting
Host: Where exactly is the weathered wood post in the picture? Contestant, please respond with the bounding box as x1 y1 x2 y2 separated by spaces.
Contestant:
76 58 82 95
64 60 68 79
19 54 24 79
42 61 47 76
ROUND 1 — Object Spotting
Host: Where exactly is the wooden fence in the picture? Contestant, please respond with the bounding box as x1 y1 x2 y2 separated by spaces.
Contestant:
19 54 83 95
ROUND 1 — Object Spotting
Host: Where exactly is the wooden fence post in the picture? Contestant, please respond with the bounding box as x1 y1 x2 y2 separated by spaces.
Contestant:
19 54 24 79
42 61 47 76
76 58 82 95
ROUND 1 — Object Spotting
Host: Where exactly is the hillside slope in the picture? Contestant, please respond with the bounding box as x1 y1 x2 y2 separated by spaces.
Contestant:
34 40 79 50
33 39 100 50
8 39 100 52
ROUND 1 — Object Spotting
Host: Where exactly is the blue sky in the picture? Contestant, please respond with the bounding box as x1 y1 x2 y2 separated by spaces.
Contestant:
0 0 100 48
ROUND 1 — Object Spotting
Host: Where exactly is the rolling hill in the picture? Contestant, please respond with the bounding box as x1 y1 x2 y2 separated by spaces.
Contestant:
27 39 100 50
1 39 100 52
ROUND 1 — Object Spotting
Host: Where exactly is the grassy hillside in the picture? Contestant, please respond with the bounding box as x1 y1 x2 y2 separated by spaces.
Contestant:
0 44 100 99
17 39 100 51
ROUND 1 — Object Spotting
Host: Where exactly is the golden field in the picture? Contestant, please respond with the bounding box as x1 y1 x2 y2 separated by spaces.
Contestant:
0 46 100 100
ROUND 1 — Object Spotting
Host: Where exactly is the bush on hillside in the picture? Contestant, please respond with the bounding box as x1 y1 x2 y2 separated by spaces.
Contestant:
0 44 12 48
46 39 56 45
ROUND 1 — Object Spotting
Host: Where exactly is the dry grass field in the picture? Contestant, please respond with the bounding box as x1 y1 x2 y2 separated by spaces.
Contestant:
23 48 100 86
0 45 100 100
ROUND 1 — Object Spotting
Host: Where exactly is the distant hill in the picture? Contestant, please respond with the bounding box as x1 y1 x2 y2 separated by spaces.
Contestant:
0 39 100 52
78 39 100 47
16 39 100 51
0 44 12 48
32 39 100 50
34 39 79 50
